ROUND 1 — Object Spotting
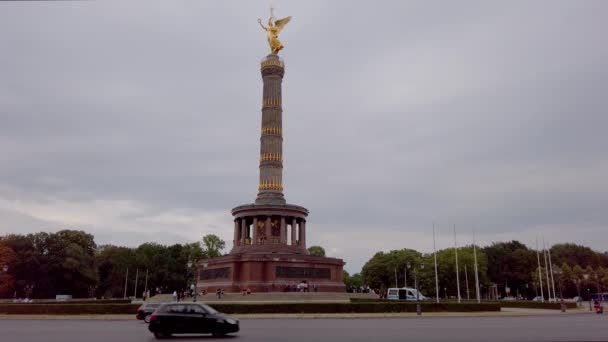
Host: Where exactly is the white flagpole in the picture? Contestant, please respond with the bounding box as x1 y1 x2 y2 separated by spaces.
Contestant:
473 229 481 303
144 269 149 297
536 238 545 303
454 224 461 303
433 223 439 303
542 238 552 302
545 238 556 302
133 268 139 299
465 264 470 300
123 268 129 299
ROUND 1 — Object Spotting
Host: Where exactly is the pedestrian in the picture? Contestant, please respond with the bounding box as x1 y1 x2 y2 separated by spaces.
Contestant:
172 290 177 302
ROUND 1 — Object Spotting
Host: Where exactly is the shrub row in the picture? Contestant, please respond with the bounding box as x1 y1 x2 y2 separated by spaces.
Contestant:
0 304 140 315
29 299 132 305
0 302 500 315
499 301 577 309
211 302 500 314
349 298 493 303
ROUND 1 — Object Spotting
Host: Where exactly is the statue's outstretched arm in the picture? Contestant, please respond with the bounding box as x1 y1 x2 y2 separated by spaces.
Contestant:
257 18 267 30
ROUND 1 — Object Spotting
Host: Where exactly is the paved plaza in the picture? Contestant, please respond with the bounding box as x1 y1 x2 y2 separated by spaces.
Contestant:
1 313 606 342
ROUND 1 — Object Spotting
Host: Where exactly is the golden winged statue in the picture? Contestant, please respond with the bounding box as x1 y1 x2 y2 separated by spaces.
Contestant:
258 14 292 54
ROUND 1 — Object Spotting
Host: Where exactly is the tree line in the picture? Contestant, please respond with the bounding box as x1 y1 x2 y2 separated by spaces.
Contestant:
345 241 608 300
1 230 606 300
0 230 225 299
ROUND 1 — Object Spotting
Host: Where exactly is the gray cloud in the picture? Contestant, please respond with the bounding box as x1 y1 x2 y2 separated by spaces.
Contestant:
1 1 607 272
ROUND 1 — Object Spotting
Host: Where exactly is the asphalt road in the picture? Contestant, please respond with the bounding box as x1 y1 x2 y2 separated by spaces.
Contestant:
0 314 606 342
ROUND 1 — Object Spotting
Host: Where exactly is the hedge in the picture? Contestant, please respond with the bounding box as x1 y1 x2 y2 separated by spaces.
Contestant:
0 302 499 315
0 304 140 315
211 302 500 314
350 298 499 304
28 299 132 305
499 301 577 310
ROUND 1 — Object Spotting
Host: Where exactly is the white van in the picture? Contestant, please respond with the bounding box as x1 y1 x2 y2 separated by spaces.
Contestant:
386 287 427 301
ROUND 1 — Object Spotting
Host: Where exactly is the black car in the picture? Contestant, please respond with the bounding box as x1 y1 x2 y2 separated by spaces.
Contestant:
148 303 239 339
136 302 162 323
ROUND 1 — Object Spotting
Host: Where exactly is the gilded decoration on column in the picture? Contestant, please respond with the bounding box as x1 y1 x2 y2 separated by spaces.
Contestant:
262 127 282 136
258 179 283 191
262 98 282 108
260 153 283 162
261 58 284 69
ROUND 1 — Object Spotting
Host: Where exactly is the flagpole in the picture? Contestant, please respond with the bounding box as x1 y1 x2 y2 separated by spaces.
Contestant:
542 238 552 302
473 229 481 303
543 238 557 303
123 268 129 299
547 241 557 302
133 268 139 299
144 269 149 298
433 223 439 303
454 224 461 303
536 238 545 303
465 264 470 300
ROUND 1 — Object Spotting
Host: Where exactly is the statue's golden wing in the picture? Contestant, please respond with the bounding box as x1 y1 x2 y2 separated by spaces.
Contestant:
274 16 292 34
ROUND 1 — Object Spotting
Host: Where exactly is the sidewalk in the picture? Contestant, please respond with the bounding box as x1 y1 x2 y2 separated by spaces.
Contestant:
0 307 590 320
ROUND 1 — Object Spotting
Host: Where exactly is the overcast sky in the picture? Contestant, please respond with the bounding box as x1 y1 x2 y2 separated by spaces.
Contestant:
1 1 607 272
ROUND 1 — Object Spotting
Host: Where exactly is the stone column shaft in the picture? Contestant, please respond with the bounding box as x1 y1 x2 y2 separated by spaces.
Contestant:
256 55 286 205
265 217 272 243
233 220 239 246
241 219 248 245
252 217 258 245
280 217 286 244
301 220 306 248
291 218 297 245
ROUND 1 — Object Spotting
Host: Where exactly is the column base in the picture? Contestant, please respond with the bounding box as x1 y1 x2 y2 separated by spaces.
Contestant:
255 192 286 205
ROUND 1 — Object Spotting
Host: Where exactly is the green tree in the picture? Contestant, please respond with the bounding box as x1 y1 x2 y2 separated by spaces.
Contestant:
431 246 489 300
483 241 536 299
550 243 603 269
361 249 422 291
343 270 363 289
307 245 326 257
201 234 225 258
1 230 98 298
0 242 16 297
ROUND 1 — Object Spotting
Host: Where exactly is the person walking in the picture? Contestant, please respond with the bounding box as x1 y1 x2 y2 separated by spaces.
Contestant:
172 290 177 302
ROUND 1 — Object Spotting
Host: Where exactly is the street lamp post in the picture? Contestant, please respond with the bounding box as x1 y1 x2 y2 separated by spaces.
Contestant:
583 274 591 311
406 262 411 289
186 261 193 301
555 269 565 312
416 263 424 316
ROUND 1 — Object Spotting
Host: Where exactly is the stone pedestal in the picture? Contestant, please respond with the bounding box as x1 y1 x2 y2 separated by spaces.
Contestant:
197 253 345 293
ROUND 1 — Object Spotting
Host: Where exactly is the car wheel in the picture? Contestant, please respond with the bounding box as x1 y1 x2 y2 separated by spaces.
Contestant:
154 332 172 339
144 314 151 323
